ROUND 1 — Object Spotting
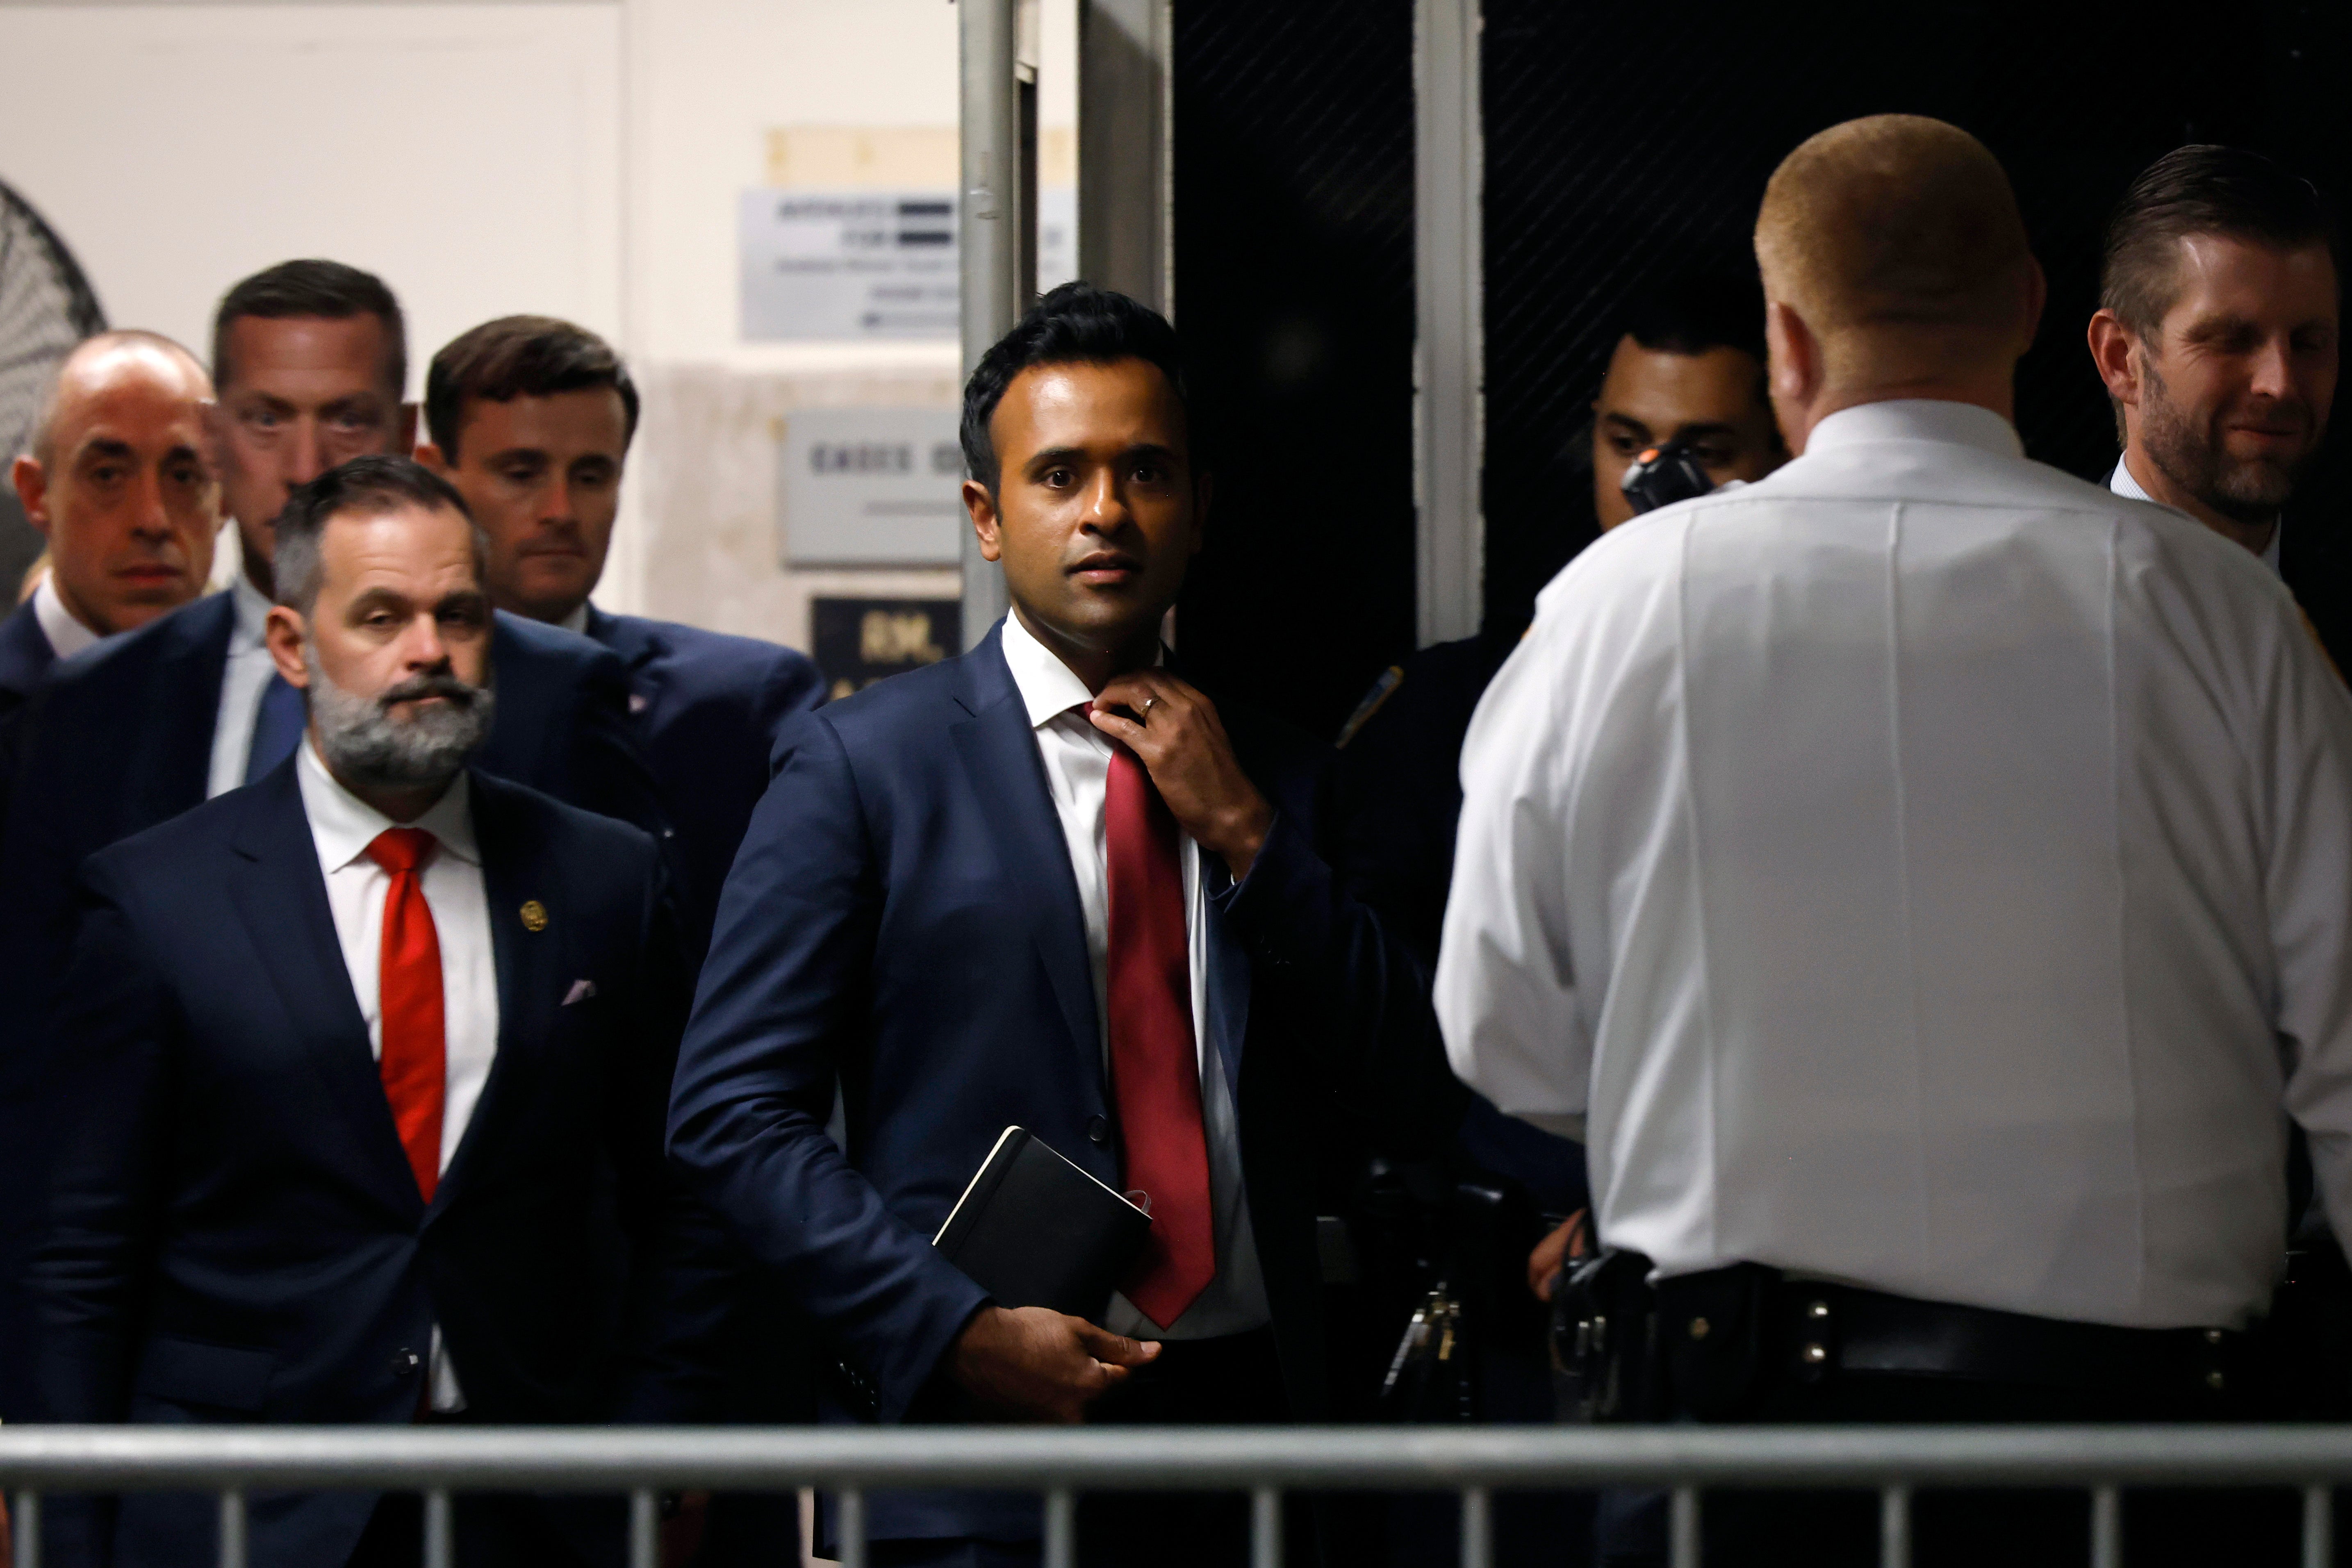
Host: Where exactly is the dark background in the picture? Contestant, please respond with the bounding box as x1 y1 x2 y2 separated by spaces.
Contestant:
1173 0 2352 735
1170 0 1419 734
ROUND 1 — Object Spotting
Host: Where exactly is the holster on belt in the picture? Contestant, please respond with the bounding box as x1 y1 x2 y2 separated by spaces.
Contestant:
1654 1263 1778 1420
1552 1248 1661 1422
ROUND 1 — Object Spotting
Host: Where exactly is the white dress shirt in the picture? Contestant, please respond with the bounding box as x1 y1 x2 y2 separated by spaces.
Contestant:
32 576 102 662
2110 453 2284 576
206 573 280 799
296 740 501 1408
997 610 1270 1340
1438 397 2352 1333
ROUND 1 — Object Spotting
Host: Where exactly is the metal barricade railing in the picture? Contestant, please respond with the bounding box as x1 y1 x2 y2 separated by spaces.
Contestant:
8 1424 2352 1568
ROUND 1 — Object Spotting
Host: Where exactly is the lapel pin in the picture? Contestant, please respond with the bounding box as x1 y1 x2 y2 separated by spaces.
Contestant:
519 899 549 932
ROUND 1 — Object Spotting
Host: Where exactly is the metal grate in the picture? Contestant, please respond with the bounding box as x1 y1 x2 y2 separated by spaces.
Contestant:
1480 0 2352 641
5 1423 2352 1568
1170 0 1419 734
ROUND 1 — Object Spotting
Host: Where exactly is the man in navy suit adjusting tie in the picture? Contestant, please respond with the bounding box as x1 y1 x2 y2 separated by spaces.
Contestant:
667 283 1453 1567
0 265 671 1415
25 456 694 1568
0 331 220 715
417 314 824 960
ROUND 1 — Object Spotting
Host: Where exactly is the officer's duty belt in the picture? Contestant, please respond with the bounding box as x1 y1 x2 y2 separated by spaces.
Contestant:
1652 1265 2250 1416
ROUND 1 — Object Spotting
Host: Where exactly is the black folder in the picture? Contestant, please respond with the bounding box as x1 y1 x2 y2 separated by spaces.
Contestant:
934 1126 1153 1322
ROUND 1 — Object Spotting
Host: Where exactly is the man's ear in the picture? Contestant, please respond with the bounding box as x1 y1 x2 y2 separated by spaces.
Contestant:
1765 301 1817 403
2086 309 2142 407
963 477 1004 564
11 456 51 537
264 605 311 689
1764 300 1822 452
416 441 452 476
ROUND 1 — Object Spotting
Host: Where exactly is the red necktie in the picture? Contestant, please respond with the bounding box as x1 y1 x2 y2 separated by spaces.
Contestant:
367 828 446 1203
1104 741 1216 1329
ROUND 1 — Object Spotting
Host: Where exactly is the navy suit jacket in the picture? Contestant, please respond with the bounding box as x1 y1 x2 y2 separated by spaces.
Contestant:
0 599 55 715
26 764 691 1568
583 605 823 958
0 601 58 837
0 592 669 1416
667 621 1454 1543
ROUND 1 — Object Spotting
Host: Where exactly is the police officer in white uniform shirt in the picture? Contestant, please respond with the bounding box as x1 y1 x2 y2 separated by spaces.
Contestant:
1437 116 2352 1568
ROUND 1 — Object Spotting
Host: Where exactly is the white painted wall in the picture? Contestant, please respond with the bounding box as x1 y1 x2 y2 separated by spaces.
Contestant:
629 0 962 370
0 3 625 392
0 0 1071 640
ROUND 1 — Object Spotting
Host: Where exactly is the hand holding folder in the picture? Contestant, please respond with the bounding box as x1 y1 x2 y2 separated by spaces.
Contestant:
933 1127 1163 1423
934 1126 1154 1318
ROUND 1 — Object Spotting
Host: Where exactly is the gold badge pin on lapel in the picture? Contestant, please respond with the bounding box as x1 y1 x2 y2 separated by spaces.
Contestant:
519 900 549 933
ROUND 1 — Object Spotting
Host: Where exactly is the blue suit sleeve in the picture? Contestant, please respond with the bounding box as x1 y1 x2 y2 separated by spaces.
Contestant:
27 861 174 1567
666 710 988 1422
756 646 828 741
28 860 170 1428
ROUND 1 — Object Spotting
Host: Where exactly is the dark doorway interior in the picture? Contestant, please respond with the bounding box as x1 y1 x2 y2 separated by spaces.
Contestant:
1170 0 2352 727
1170 0 1418 736
1482 0 2352 647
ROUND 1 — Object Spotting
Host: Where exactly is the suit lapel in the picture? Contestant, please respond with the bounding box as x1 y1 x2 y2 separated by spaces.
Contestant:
586 606 666 721
429 774 554 1214
948 627 1101 1078
225 765 422 1218
135 594 235 825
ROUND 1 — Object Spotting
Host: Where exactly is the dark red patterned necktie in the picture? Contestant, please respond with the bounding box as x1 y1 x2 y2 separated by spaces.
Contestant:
1103 742 1215 1328
367 828 445 1203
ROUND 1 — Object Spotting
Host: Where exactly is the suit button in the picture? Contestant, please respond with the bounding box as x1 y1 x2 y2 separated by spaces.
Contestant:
1086 1115 1111 1147
392 1349 421 1380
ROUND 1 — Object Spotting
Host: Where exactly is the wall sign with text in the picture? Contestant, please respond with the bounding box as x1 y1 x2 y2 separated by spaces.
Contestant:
738 187 1076 342
812 597 962 701
778 407 965 568
739 189 957 341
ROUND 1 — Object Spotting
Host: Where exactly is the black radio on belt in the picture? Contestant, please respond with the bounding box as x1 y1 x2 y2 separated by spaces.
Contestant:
1619 441 1716 515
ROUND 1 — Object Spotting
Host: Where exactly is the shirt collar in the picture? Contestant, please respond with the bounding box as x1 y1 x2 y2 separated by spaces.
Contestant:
558 603 592 636
296 736 480 872
2108 457 2154 506
230 570 273 650
997 610 1170 730
32 576 103 662
2110 455 2284 578
999 609 1103 729
1803 398 2024 461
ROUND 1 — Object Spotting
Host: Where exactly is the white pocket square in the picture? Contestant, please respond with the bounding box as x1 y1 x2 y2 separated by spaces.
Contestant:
562 979 598 1006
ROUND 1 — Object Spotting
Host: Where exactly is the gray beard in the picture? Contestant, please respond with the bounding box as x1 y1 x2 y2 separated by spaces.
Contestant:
2139 362 2316 528
305 651 495 794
